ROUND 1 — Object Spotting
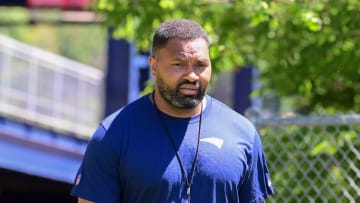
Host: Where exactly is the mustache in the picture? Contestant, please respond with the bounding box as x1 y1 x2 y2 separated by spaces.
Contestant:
177 80 199 87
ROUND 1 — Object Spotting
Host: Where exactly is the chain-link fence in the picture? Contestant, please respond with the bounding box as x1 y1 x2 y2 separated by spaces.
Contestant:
249 110 360 203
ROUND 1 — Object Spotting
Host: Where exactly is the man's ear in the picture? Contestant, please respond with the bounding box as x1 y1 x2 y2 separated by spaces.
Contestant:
148 56 157 77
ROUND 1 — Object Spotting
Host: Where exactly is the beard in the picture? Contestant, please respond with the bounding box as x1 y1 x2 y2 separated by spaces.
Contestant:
157 76 206 109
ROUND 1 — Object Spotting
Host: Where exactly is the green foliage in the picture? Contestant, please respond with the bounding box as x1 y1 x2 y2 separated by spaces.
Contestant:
56 25 107 68
0 7 29 24
0 7 106 69
94 0 360 113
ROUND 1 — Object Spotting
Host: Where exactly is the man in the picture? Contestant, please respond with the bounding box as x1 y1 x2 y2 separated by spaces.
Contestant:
71 19 274 203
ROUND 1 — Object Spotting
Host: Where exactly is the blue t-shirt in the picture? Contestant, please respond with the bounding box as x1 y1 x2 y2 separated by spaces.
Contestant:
71 95 274 202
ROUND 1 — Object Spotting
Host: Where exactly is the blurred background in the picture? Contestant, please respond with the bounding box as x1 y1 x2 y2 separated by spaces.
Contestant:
0 0 359 202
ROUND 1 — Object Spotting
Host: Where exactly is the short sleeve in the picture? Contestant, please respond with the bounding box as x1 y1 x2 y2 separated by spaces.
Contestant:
71 124 121 203
238 131 275 202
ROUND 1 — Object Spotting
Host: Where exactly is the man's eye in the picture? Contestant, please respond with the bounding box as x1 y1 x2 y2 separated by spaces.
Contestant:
172 63 183 67
197 63 208 68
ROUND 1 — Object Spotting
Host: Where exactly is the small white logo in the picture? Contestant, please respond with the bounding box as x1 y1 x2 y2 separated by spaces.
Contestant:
75 174 81 185
200 137 224 149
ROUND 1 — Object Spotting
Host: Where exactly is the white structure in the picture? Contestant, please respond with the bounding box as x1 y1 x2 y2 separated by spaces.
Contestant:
0 34 104 138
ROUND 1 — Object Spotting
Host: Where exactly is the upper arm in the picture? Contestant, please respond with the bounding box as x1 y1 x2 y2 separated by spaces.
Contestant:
71 125 121 202
238 131 274 202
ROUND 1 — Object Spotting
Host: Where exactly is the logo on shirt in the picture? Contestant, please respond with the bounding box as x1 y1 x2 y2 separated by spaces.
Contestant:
200 137 224 149
75 174 82 185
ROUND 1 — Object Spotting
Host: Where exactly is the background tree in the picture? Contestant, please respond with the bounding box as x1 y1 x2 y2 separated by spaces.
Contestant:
94 0 360 113
0 7 107 69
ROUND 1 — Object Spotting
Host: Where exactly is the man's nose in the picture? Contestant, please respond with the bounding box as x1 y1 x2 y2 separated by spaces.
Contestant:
183 66 199 82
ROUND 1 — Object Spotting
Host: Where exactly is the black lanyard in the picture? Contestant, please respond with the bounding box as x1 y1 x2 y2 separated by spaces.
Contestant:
152 92 203 203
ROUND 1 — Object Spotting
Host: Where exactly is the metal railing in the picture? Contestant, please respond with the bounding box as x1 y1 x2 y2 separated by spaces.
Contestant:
248 110 360 203
0 34 104 138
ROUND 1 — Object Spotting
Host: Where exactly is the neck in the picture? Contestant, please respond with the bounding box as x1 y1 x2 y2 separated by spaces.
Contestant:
151 91 205 118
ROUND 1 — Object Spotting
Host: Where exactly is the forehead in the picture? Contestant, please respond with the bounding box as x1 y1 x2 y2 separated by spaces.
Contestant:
157 38 209 59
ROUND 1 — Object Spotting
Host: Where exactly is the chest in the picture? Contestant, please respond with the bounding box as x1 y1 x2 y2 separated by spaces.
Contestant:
117 123 249 191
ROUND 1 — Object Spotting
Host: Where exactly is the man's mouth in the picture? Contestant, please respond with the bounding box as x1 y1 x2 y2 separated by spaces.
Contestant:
178 84 199 95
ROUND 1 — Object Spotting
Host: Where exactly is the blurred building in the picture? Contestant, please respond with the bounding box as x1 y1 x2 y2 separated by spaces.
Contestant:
0 34 101 202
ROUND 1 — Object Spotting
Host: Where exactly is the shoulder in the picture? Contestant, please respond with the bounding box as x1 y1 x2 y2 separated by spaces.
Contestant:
88 94 151 144
101 94 152 131
205 96 258 144
87 95 152 151
207 96 255 130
